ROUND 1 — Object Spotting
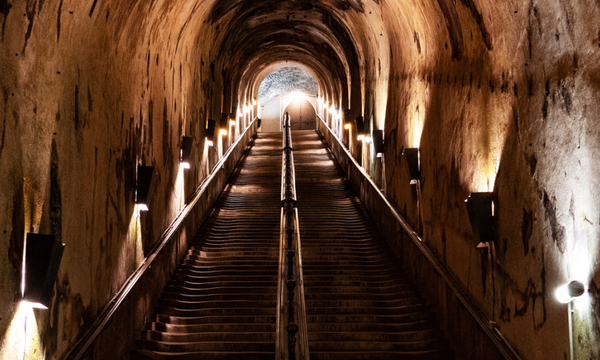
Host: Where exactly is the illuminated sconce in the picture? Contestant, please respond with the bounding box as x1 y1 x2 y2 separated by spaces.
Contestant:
556 280 585 303
230 119 236 126
252 98 257 106
556 279 586 360
365 135 372 144
344 122 351 130
355 116 367 139
219 112 230 136
206 119 217 146
180 136 194 169
402 148 420 184
136 165 156 211
372 129 384 154
465 192 495 248
243 105 249 114
23 233 65 309
357 135 365 141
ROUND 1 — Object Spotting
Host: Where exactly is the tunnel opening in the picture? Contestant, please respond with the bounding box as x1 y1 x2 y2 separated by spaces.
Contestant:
257 66 318 132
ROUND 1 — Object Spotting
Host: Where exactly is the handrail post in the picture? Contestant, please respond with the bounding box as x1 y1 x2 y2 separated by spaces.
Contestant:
276 113 308 360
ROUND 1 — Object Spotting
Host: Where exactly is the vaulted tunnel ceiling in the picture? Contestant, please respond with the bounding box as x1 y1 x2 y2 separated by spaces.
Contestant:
2 1 600 360
213 1 362 110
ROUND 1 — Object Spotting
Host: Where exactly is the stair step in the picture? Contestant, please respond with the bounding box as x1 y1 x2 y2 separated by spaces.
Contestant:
132 350 275 360
143 330 275 342
136 340 275 352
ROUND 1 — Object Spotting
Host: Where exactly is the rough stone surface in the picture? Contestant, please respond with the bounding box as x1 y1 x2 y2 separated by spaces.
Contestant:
0 0 599 360
258 67 318 105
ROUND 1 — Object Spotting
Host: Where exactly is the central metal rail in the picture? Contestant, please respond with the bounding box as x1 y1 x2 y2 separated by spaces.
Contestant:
276 114 309 360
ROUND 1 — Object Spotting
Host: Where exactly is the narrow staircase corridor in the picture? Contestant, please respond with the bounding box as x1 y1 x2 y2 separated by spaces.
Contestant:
293 130 451 360
133 133 282 360
132 129 451 360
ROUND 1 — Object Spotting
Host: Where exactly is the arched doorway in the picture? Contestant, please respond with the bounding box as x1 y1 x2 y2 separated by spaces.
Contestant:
284 97 316 130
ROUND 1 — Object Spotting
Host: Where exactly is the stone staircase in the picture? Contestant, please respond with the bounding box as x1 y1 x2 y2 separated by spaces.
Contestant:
132 129 452 360
293 130 452 360
132 133 282 360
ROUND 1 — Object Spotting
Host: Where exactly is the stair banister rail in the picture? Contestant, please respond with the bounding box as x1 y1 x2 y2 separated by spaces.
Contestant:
316 115 521 360
62 118 259 360
276 114 309 360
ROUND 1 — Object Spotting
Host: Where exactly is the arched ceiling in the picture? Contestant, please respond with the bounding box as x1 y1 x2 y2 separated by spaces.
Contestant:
201 0 367 113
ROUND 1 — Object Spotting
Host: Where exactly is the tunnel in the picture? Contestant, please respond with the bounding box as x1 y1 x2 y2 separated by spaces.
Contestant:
1 0 599 359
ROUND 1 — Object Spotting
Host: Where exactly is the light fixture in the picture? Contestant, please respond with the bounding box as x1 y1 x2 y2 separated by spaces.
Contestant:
357 135 365 141
180 136 193 169
344 123 351 130
556 280 586 360
230 119 236 126
220 112 230 133
372 130 384 154
365 135 372 144
354 116 367 136
329 105 335 113
252 98 257 106
22 233 65 309
243 105 249 114
556 280 585 303
402 148 420 184
206 119 217 145
465 192 495 248
136 165 155 211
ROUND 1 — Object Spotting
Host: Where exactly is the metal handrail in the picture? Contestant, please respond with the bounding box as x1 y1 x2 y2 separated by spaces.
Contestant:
276 115 308 360
316 115 521 360
62 118 259 360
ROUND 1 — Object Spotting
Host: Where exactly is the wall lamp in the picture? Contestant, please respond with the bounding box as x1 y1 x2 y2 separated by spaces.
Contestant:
23 233 65 309
219 113 229 136
373 130 384 154
556 280 586 360
355 116 367 141
402 148 420 184
465 192 495 248
136 165 155 211
344 122 351 130
180 136 194 169
206 119 217 147
556 280 585 303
